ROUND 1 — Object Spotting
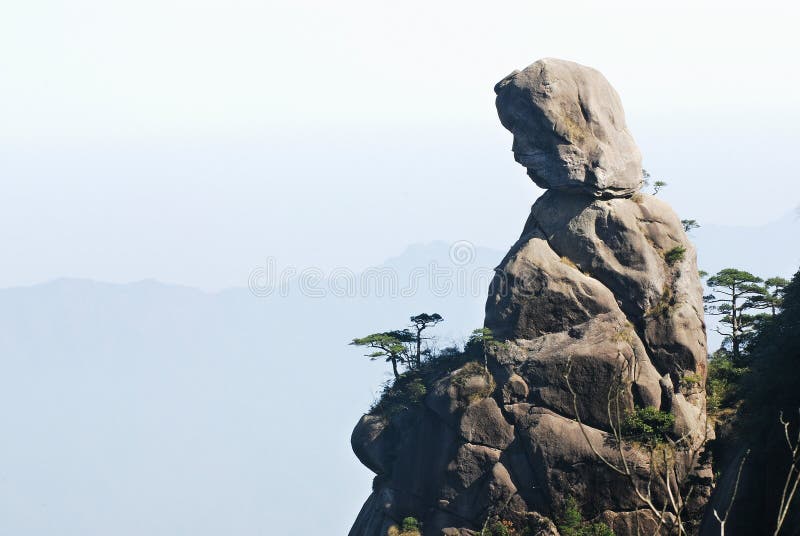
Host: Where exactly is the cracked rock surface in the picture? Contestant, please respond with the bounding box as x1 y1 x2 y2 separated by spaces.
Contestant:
495 58 643 198
348 58 710 536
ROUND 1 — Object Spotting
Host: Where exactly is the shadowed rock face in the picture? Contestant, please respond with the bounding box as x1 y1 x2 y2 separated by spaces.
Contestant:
495 58 643 198
348 59 710 536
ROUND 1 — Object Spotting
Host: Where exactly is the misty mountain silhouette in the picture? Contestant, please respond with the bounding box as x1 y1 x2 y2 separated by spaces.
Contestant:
0 214 796 535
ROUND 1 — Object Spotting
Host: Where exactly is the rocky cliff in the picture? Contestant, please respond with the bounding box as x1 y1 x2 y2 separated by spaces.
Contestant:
349 59 711 536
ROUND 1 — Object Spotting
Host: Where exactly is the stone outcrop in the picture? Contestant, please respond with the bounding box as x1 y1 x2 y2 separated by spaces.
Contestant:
348 58 710 535
495 58 642 198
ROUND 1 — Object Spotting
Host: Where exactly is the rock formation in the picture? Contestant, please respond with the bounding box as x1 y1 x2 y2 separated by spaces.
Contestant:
494 59 642 198
349 58 711 535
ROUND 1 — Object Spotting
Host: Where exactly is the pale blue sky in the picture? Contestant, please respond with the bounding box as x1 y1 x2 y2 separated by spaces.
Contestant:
2 0 799 290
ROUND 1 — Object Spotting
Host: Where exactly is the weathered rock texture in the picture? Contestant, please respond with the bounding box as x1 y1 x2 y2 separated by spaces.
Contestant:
349 59 710 536
495 58 643 198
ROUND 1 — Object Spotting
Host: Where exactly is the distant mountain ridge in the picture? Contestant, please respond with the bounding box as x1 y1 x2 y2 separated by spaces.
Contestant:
0 248 494 536
0 211 795 535
692 208 799 279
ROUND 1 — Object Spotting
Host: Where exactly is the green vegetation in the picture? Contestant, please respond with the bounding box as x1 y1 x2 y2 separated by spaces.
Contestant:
401 517 421 534
370 352 496 417
679 372 703 389
480 518 548 536
706 349 748 412
643 168 667 196
351 330 415 379
481 520 515 536
739 271 800 414
621 406 675 446
469 326 500 348
703 268 792 413
558 497 615 536
681 219 700 233
468 327 503 371
387 517 422 536
409 313 444 367
664 245 686 265
401 517 419 529
645 284 674 318
351 262 800 532
353 317 501 417
704 268 767 361
749 276 789 317
709 269 800 418
452 360 496 403
705 268 800 532
351 313 445 379
370 376 428 417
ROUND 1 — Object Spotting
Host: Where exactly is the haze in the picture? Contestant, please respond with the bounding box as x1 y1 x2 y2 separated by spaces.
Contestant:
1 0 798 290
0 1 798 535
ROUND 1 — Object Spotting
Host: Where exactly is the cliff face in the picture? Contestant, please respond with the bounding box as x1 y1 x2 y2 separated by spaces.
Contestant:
349 59 710 536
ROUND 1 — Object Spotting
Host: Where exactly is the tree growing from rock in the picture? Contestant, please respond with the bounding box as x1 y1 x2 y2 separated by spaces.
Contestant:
704 268 765 362
681 219 700 233
467 327 502 372
351 330 415 379
351 313 444 379
642 169 667 195
409 313 443 367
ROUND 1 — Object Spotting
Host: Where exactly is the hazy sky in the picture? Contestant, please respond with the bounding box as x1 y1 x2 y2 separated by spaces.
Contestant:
2 0 799 290
1 3 799 535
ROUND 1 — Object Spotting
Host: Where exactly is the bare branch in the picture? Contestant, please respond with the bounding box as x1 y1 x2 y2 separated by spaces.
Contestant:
713 449 750 536
564 357 627 477
775 409 800 535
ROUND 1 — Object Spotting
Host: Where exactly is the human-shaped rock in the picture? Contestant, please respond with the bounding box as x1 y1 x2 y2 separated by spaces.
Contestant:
348 58 710 536
495 58 643 198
